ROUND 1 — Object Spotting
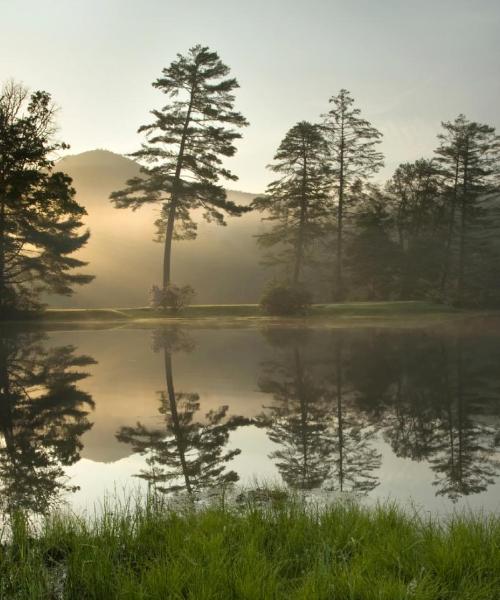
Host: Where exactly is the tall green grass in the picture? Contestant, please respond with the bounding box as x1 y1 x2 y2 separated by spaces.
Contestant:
1 494 499 599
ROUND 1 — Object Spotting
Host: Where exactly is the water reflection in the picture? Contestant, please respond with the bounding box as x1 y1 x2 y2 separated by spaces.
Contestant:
1 324 499 511
116 328 250 496
348 331 500 501
257 330 381 493
0 331 95 514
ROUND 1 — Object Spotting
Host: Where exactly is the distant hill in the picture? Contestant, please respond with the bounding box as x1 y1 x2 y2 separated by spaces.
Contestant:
52 150 270 307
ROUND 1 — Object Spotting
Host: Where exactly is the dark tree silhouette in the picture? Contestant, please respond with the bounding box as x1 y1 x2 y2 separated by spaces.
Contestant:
0 81 93 315
0 331 95 514
110 45 249 293
252 121 330 285
322 89 384 301
435 116 500 305
323 334 381 493
116 327 248 496
430 338 500 501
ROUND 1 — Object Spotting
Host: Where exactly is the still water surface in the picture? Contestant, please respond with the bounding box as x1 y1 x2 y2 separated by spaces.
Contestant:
1 322 500 515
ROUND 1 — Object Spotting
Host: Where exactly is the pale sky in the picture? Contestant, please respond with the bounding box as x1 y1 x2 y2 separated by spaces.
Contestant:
2 0 499 192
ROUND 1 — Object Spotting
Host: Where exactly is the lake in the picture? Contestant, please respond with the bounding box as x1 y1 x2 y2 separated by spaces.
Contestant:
1 320 500 515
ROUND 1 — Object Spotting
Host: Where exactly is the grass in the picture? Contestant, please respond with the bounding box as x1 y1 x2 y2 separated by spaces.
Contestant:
1 495 499 599
3 301 470 325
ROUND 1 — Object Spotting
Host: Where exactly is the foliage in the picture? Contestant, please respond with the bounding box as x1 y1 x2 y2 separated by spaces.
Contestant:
0 81 93 315
260 282 312 316
252 121 330 284
0 332 95 514
110 45 249 289
322 89 384 300
150 283 195 312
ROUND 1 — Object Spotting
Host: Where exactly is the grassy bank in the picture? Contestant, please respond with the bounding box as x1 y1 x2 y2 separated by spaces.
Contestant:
2 497 499 599
3 301 470 326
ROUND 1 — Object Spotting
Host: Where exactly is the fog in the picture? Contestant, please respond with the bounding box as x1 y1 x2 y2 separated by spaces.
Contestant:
52 150 269 307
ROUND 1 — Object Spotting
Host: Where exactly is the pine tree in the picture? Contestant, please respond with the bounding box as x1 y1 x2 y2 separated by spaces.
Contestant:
385 159 444 298
435 115 500 305
252 121 329 285
110 45 249 296
322 90 384 301
0 82 93 315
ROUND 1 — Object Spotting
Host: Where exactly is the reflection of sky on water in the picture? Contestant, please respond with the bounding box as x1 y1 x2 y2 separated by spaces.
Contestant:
2 324 500 516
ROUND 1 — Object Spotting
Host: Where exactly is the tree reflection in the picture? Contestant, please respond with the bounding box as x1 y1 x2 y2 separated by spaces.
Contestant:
117 327 248 496
0 331 95 514
325 335 381 493
258 330 332 490
430 338 500 500
349 329 500 502
258 330 380 493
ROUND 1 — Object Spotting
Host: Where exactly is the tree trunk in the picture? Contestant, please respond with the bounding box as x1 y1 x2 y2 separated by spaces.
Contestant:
162 204 176 289
456 151 469 307
334 128 345 302
164 348 192 494
162 73 198 289
440 159 460 297
0 200 5 313
293 147 308 285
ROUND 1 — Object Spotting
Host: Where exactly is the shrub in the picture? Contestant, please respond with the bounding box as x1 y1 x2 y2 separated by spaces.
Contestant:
260 283 312 316
150 283 195 312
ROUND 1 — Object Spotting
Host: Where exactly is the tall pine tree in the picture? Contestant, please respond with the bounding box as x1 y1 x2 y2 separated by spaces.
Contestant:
0 81 93 315
252 121 329 286
110 45 249 296
322 90 384 301
435 115 500 305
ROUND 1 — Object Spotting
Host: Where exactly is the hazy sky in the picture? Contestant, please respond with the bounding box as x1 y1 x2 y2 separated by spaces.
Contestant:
2 0 499 192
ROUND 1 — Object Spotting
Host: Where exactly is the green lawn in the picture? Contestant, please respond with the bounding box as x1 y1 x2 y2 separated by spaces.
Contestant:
5 301 468 324
3 496 499 599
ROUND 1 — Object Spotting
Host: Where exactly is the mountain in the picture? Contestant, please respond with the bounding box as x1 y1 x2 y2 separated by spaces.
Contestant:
52 150 270 307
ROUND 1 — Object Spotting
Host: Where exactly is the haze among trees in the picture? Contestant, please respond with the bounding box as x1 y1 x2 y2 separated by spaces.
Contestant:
0 43 500 315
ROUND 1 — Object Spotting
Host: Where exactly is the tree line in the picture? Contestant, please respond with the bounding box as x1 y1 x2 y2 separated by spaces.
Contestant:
1 44 500 315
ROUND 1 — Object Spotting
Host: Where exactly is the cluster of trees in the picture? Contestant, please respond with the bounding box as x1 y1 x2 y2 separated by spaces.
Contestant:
256 99 500 307
1 44 500 315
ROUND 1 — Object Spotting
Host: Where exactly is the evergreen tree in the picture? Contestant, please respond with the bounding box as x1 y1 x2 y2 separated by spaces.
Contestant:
252 121 329 285
110 45 249 295
0 81 93 315
322 90 384 300
435 115 500 305
385 159 444 298
346 184 402 299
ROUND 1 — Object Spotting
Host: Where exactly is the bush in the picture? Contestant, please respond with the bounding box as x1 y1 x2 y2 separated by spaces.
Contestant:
150 283 195 312
260 283 312 316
